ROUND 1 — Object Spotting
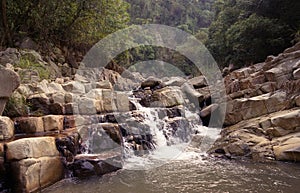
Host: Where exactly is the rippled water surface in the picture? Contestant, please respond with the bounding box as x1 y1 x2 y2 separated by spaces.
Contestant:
43 155 300 193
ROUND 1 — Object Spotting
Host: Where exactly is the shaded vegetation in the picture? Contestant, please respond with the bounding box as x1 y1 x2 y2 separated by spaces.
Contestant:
0 0 130 48
1 0 299 73
206 0 300 68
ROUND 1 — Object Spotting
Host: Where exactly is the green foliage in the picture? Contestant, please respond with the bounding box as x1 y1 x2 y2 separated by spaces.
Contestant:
16 56 50 80
126 0 215 34
225 14 290 66
1 0 130 47
207 0 300 68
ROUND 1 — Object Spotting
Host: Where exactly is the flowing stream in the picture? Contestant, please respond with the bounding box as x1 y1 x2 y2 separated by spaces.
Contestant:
43 95 300 193
43 153 300 193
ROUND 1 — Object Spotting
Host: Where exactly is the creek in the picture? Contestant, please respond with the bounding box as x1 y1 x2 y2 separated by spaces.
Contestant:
43 95 300 193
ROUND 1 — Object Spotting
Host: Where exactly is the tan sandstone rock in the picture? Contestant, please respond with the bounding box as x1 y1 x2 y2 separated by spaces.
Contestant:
43 115 64 131
152 87 185 108
273 133 300 161
10 156 63 192
6 137 59 161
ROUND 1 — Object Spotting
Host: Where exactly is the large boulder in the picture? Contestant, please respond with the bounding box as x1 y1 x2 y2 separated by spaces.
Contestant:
70 152 122 178
0 67 21 115
270 109 300 131
151 87 185 108
224 91 289 126
6 137 59 161
10 157 63 193
273 133 300 161
78 123 122 153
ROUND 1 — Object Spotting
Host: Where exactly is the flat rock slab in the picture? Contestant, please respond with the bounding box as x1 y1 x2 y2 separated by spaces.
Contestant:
6 137 59 161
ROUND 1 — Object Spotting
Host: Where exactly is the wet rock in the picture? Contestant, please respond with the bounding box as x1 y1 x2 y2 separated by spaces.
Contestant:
79 123 123 153
226 143 251 156
0 116 14 140
165 117 191 143
56 131 81 164
70 152 122 178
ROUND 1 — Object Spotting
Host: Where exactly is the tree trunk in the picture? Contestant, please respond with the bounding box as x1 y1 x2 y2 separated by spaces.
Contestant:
1 0 13 46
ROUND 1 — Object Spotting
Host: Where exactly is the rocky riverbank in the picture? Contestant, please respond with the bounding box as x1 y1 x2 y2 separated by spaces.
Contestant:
0 42 299 192
0 48 203 192
209 42 300 162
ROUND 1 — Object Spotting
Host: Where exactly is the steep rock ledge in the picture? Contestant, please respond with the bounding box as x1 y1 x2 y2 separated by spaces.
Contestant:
209 42 300 162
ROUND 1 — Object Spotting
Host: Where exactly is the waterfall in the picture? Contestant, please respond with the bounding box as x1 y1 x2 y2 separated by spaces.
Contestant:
71 92 220 172
122 94 212 170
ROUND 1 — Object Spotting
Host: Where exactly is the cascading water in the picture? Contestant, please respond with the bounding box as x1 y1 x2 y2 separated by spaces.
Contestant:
69 90 221 174
122 94 219 170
